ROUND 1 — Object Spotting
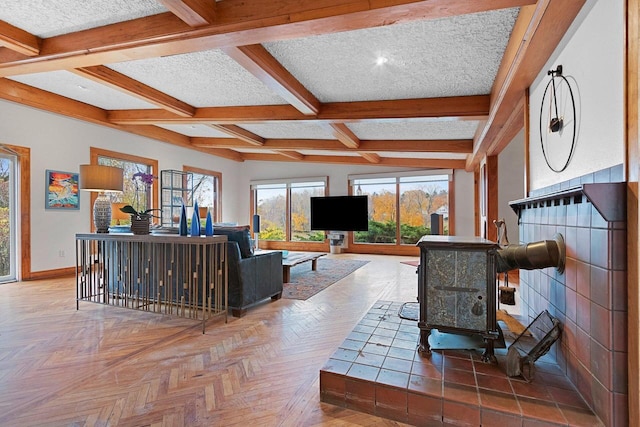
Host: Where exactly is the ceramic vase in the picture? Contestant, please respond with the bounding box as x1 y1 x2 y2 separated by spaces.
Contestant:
205 211 214 236
190 210 200 236
178 204 188 236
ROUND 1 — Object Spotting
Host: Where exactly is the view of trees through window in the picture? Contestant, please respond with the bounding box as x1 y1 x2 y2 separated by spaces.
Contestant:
254 180 325 242
353 174 449 245
0 156 13 279
187 170 220 222
98 156 153 222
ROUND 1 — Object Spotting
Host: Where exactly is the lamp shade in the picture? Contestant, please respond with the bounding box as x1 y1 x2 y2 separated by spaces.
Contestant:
79 164 123 192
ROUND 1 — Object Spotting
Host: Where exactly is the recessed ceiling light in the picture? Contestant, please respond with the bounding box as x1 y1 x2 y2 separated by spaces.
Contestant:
375 56 388 66
77 85 88 90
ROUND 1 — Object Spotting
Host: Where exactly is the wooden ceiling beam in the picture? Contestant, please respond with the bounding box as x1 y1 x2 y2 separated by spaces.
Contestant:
0 20 40 56
72 66 196 117
486 95 524 156
276 150 305 160
320 95 489 121
467 0 586 170
108 95 489 124
330 123 360 149
359 152 381 163
191 137 473 153
0 77 108 124
109 105 308 124
208 124 265 146
222 44 320 115
157 0 216 27
360 139 473 153
0 77 235 159
239 153 467 169
0 0 535 77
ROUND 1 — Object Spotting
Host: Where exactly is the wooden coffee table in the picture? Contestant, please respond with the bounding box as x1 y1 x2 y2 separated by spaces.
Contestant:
282 252 326 283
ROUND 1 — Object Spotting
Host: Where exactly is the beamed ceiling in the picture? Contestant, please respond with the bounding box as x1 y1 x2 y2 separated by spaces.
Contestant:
0 0 585 171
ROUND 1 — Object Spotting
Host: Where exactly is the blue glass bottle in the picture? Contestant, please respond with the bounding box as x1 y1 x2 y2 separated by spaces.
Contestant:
205 211 214 236
178 204 188 236
190 210 200 237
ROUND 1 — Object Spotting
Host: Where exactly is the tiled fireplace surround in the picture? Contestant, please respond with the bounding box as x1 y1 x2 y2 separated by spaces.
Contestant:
320 166 627 426
517 165 628 427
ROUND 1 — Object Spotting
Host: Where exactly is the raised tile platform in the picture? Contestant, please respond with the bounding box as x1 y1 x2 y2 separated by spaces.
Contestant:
320 301 602 426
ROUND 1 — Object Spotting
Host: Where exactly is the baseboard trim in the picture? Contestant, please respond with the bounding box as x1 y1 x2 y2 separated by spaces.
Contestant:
27 267 76 281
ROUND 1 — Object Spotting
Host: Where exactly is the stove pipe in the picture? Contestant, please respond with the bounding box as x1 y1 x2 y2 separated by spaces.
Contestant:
496 233 565 274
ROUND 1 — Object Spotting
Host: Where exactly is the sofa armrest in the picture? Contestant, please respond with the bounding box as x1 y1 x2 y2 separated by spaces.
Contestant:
227 245 283 315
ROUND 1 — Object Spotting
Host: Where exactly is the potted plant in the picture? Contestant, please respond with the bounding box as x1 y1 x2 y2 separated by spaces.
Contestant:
119 172 160 234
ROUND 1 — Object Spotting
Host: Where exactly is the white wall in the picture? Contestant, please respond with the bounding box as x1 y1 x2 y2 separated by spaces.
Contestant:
241 160 476 236
529 0 624 190
0 99 243 273
498 129 525 243
1 102 477 274
453 169 475 236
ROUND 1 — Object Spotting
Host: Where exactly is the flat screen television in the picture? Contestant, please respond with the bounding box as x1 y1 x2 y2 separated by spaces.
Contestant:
310 195 369 231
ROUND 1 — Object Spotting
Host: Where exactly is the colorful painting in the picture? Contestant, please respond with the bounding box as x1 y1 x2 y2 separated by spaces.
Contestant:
46 170 80 210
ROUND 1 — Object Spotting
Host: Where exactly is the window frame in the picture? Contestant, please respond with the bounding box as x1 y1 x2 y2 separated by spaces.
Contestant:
348 170 455 255
183 165 222 223
250 176 328 250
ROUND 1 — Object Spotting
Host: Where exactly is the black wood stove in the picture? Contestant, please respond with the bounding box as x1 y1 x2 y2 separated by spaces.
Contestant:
417 236 500 363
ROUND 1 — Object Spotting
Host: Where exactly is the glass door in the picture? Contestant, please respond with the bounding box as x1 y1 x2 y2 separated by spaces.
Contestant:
0 152 16 283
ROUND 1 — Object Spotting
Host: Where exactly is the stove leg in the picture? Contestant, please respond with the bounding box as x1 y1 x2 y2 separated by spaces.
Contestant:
481 339 497 364
418 328 432 357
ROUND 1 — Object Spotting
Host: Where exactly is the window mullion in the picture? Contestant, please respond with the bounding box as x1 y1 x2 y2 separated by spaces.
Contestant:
286 184 291 242
396 179 401 246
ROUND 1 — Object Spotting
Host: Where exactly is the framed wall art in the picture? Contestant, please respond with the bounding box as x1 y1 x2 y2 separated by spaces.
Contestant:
45 169 80 210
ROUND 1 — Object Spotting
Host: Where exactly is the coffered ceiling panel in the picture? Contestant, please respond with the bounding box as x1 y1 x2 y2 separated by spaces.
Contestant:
8 70 157 110
157 124 230 138
239 123 336 139
263 8 520 103
0 0 167 38
107 50 288 107
348 119 481 140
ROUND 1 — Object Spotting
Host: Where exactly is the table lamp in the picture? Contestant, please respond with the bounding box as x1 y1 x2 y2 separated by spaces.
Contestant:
79 165 124 233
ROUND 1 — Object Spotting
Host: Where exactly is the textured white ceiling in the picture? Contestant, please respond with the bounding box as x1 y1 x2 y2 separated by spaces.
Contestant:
239 123 336 139
157 124 230 138
0 0 167 38
348 120 481 140
8 71 157 110
264 8 519 103
107 50 288 108
297 150 361 157
0 2 523 164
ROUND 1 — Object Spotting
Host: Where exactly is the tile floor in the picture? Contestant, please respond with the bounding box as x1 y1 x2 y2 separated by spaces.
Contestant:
320 300 603 426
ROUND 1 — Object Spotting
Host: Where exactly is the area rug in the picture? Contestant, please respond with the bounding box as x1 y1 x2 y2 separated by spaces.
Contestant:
282 258 369 300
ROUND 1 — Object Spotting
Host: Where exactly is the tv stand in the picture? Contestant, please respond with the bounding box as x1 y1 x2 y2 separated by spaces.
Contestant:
328 232 344 254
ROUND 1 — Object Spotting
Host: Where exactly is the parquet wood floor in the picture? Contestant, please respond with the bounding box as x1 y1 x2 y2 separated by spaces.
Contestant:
0 254 418 426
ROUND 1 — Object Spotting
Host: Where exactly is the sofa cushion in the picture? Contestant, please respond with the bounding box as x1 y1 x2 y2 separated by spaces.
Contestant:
214 225 253 258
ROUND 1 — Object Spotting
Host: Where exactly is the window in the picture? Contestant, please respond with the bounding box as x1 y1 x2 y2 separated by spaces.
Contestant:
90 148 158 225
251 178 326 242
351 170 452 245
184 166 221 222
0 151 17 282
